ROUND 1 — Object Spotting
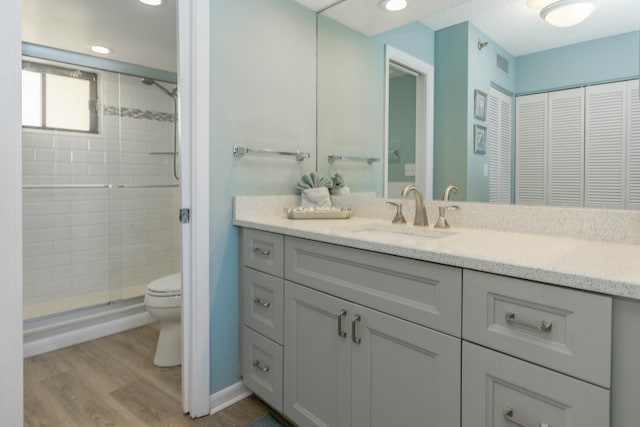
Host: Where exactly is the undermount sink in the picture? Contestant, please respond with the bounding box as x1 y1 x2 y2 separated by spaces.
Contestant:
341 223 456 242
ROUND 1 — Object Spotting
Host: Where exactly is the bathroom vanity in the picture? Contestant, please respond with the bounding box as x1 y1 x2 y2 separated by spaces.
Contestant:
234 195 640 427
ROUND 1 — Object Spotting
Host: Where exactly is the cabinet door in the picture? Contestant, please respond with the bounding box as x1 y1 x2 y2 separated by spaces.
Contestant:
284 282 351 427
351 305 461 427
462 341 610 427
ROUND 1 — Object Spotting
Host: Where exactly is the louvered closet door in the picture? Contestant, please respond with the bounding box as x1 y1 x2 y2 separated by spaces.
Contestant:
547 88 584 206
489 88 512 204
627 80 640 210
516 93 547 205
585 82 627 209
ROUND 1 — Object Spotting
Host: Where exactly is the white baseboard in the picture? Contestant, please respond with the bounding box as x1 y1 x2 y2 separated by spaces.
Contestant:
24 310 154 358
209 381 252 415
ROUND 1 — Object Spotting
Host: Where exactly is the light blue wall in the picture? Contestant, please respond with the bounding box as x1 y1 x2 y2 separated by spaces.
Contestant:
210 0 316 394
317 17 434 195
434 23 468 200
466 23 516 202
434 22 516 202
388 75 417 183
516 31 640 94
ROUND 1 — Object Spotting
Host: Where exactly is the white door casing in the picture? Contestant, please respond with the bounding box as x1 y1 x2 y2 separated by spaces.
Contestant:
0 0 24 425
178 0 211 418
384 45 434 200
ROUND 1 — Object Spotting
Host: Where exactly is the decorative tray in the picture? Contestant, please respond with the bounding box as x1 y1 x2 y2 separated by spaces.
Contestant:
285 206 353 220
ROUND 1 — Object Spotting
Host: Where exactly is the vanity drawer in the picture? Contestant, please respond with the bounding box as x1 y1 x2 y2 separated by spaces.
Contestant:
284 236 462 336
462 341 610 427
463 269 612 387
242 326 283 412
243 267 283 344
242 229 284 277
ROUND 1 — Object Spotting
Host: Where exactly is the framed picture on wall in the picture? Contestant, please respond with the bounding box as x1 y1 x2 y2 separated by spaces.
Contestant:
474 89 487 121
474 124 487 154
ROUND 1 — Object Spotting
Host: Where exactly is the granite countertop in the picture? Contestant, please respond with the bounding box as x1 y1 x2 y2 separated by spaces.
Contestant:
233 213 640 300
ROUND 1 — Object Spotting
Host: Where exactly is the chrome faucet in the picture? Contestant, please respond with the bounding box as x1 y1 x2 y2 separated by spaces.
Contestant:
443 185 459 201
401 185 428 226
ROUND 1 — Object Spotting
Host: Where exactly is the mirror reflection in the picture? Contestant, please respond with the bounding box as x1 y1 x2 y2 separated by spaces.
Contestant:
388 62 418 196
316 0 640 209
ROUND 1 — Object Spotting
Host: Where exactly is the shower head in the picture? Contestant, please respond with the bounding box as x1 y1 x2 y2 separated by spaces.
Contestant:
140 78 177 98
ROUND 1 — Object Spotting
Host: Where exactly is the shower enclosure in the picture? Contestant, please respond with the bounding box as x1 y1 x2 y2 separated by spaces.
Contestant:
21 59 180 337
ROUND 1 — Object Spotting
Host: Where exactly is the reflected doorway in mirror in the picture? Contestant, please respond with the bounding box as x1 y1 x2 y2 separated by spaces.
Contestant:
384 45 434 200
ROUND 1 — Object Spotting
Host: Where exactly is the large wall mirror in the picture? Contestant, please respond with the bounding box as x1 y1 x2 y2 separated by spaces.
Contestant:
315 0 640 209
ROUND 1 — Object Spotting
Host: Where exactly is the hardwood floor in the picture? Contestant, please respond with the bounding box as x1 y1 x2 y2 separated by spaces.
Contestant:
24 324 289 427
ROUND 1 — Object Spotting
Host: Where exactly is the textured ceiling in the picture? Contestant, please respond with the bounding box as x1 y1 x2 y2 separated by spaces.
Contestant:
298 0 640 57
22 0 177 73
421 0 640 57
21 0 640 71
321 0 469 36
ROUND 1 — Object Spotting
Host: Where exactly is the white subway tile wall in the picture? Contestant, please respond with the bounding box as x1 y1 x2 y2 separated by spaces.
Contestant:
22 71 180 320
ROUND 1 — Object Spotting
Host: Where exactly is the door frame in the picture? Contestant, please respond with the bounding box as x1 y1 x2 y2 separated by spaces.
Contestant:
0 0 212 421
0 0 23 425
178 0 211 418
383 45 434 200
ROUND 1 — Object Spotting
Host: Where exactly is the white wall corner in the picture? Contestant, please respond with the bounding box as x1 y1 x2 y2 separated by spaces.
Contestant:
209 381 252 415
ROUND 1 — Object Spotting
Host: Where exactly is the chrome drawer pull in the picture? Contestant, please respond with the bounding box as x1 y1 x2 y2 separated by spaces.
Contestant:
337 309 347 338
253 297 271 308
503 407 528 426
505 312 552 332
253 247 271 257
253 359 270 373
503 407 549 427
352 314 361 344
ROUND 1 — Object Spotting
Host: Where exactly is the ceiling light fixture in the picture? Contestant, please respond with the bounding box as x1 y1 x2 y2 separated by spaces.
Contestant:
139 0 162 6
539 0 597 27
526 0 554 10
90 45 111 55
381 0 407 12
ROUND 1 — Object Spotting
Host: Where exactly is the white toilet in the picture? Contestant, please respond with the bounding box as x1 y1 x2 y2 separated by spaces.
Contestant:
144 273 182 367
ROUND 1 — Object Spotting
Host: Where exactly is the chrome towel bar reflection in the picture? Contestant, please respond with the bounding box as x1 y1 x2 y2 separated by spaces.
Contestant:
328 154 380 165
22 184 178 190
117 184 179 188
22 184 113 190
233 145 311 161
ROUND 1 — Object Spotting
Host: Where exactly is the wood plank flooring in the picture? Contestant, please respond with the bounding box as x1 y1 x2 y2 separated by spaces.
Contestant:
24 324 289 427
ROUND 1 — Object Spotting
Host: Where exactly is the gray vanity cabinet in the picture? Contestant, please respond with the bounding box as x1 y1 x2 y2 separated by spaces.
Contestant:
462 270 612 427
241 229 285 411
284 281 461 427
282 236 462 427
283 282 352 427
240 226 618 426
350 304 461 427
462 342 610 427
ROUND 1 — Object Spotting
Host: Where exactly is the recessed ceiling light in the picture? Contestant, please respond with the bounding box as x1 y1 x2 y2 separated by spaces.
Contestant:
90 45 111 55
139 0 162 5
381 0 407 12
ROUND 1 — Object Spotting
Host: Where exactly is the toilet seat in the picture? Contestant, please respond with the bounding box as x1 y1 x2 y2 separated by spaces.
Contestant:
146 273 181 298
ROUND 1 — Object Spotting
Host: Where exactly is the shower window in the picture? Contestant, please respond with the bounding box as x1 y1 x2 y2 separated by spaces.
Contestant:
21 60 98 133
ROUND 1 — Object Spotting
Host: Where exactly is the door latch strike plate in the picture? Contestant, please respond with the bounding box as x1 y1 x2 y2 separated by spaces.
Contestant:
179 208 190 224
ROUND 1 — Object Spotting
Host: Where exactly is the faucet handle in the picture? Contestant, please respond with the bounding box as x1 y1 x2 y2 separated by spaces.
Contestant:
385 202 407 224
